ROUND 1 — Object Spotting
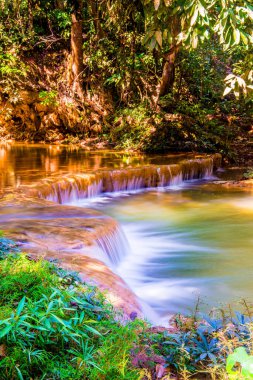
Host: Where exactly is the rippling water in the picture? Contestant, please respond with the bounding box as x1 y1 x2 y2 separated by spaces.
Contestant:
72 183 253 323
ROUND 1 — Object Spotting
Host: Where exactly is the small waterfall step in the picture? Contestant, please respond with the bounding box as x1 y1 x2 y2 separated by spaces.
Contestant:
22 154 222 204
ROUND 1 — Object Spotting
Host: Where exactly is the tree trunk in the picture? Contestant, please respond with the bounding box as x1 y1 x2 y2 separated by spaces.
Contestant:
27 0 33 32
159 46 178 97
70 0 84 98
151 17 180 108
89 0 104 40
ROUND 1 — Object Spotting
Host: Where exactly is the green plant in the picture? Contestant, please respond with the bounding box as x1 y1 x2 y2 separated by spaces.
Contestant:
226 347 253 379
0 249 141 380
243 168 253 179
39 90 58 106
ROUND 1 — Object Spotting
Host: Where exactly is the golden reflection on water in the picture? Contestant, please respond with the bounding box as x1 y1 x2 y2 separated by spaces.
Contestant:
0 143 198 191
0 143 145 190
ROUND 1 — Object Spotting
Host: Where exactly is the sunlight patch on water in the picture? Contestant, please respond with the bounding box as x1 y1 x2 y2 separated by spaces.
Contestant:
229 196 253 211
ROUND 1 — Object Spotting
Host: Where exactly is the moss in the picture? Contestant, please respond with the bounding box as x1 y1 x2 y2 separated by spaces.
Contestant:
0 255 59 305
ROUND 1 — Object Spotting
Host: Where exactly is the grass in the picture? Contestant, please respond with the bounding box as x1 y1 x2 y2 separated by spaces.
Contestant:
0 237 142 380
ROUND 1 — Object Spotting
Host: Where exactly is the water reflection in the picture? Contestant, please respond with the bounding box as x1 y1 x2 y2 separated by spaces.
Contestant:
0 143 196 191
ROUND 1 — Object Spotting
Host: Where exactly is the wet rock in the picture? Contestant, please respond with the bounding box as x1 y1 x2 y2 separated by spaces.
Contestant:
0 194 142 318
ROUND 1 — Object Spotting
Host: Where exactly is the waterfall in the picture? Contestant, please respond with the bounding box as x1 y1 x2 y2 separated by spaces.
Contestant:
24 154 221 204
94 223 130 266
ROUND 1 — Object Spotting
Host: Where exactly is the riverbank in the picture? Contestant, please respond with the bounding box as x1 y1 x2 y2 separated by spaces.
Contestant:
1 237 253 380
1 89 252 159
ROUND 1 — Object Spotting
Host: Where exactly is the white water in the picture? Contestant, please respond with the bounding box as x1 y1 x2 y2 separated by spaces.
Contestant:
115 222 219 325
69 179 253 326
94 224 130 266
40 156 219 204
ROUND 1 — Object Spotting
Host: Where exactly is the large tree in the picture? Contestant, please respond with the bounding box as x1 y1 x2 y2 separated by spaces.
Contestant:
143 0 253 104
69 0 84 98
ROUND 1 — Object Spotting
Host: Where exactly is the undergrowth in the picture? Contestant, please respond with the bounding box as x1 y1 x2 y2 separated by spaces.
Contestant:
1 236 253 379
0 237 142 380
243 168 253 180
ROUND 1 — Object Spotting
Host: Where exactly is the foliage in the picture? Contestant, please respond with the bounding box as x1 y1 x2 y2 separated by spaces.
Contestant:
2 239 253 379
0 0 252 153
110 99 240 154
226 347 253 379
243 168 253 179
39 90 59 106
130 306 253 379
0 49 27 100
143 0 253 98
110 105 159 150
0 242 141 380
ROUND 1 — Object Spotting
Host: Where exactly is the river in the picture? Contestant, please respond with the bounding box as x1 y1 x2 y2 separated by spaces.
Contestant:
1 143 252 324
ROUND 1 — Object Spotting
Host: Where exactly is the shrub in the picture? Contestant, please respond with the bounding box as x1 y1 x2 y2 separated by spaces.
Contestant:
243 168 253 180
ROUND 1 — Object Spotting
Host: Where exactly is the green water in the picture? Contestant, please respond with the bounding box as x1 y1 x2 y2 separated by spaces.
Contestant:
82 183 253 321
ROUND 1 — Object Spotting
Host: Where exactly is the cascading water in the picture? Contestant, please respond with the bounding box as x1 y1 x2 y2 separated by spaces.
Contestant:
10 149 232 323
24 154 221 204
18 154 221 281
10 145 253 324
2 145 253 325
93 222 130 267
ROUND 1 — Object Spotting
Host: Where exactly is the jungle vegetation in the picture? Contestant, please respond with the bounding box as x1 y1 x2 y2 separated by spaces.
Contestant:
0 0 252 155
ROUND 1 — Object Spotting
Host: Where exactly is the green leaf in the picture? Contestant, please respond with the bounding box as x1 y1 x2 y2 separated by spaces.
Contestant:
84 324 101 336
233 28 240 44
226 347 249 373
154 0 160 10
240 31 249 44
192 34 198 48
198 4 206 17
223 86 232 96
155 30 163 47
15 367 24 380
51 314 73 329
16 297 26 317
242 357 253 377
0 324 12 338
191 8 199 26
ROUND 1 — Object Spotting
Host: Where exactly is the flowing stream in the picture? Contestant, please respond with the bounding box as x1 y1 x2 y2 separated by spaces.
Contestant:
72 185 253 323
1 143 253 324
